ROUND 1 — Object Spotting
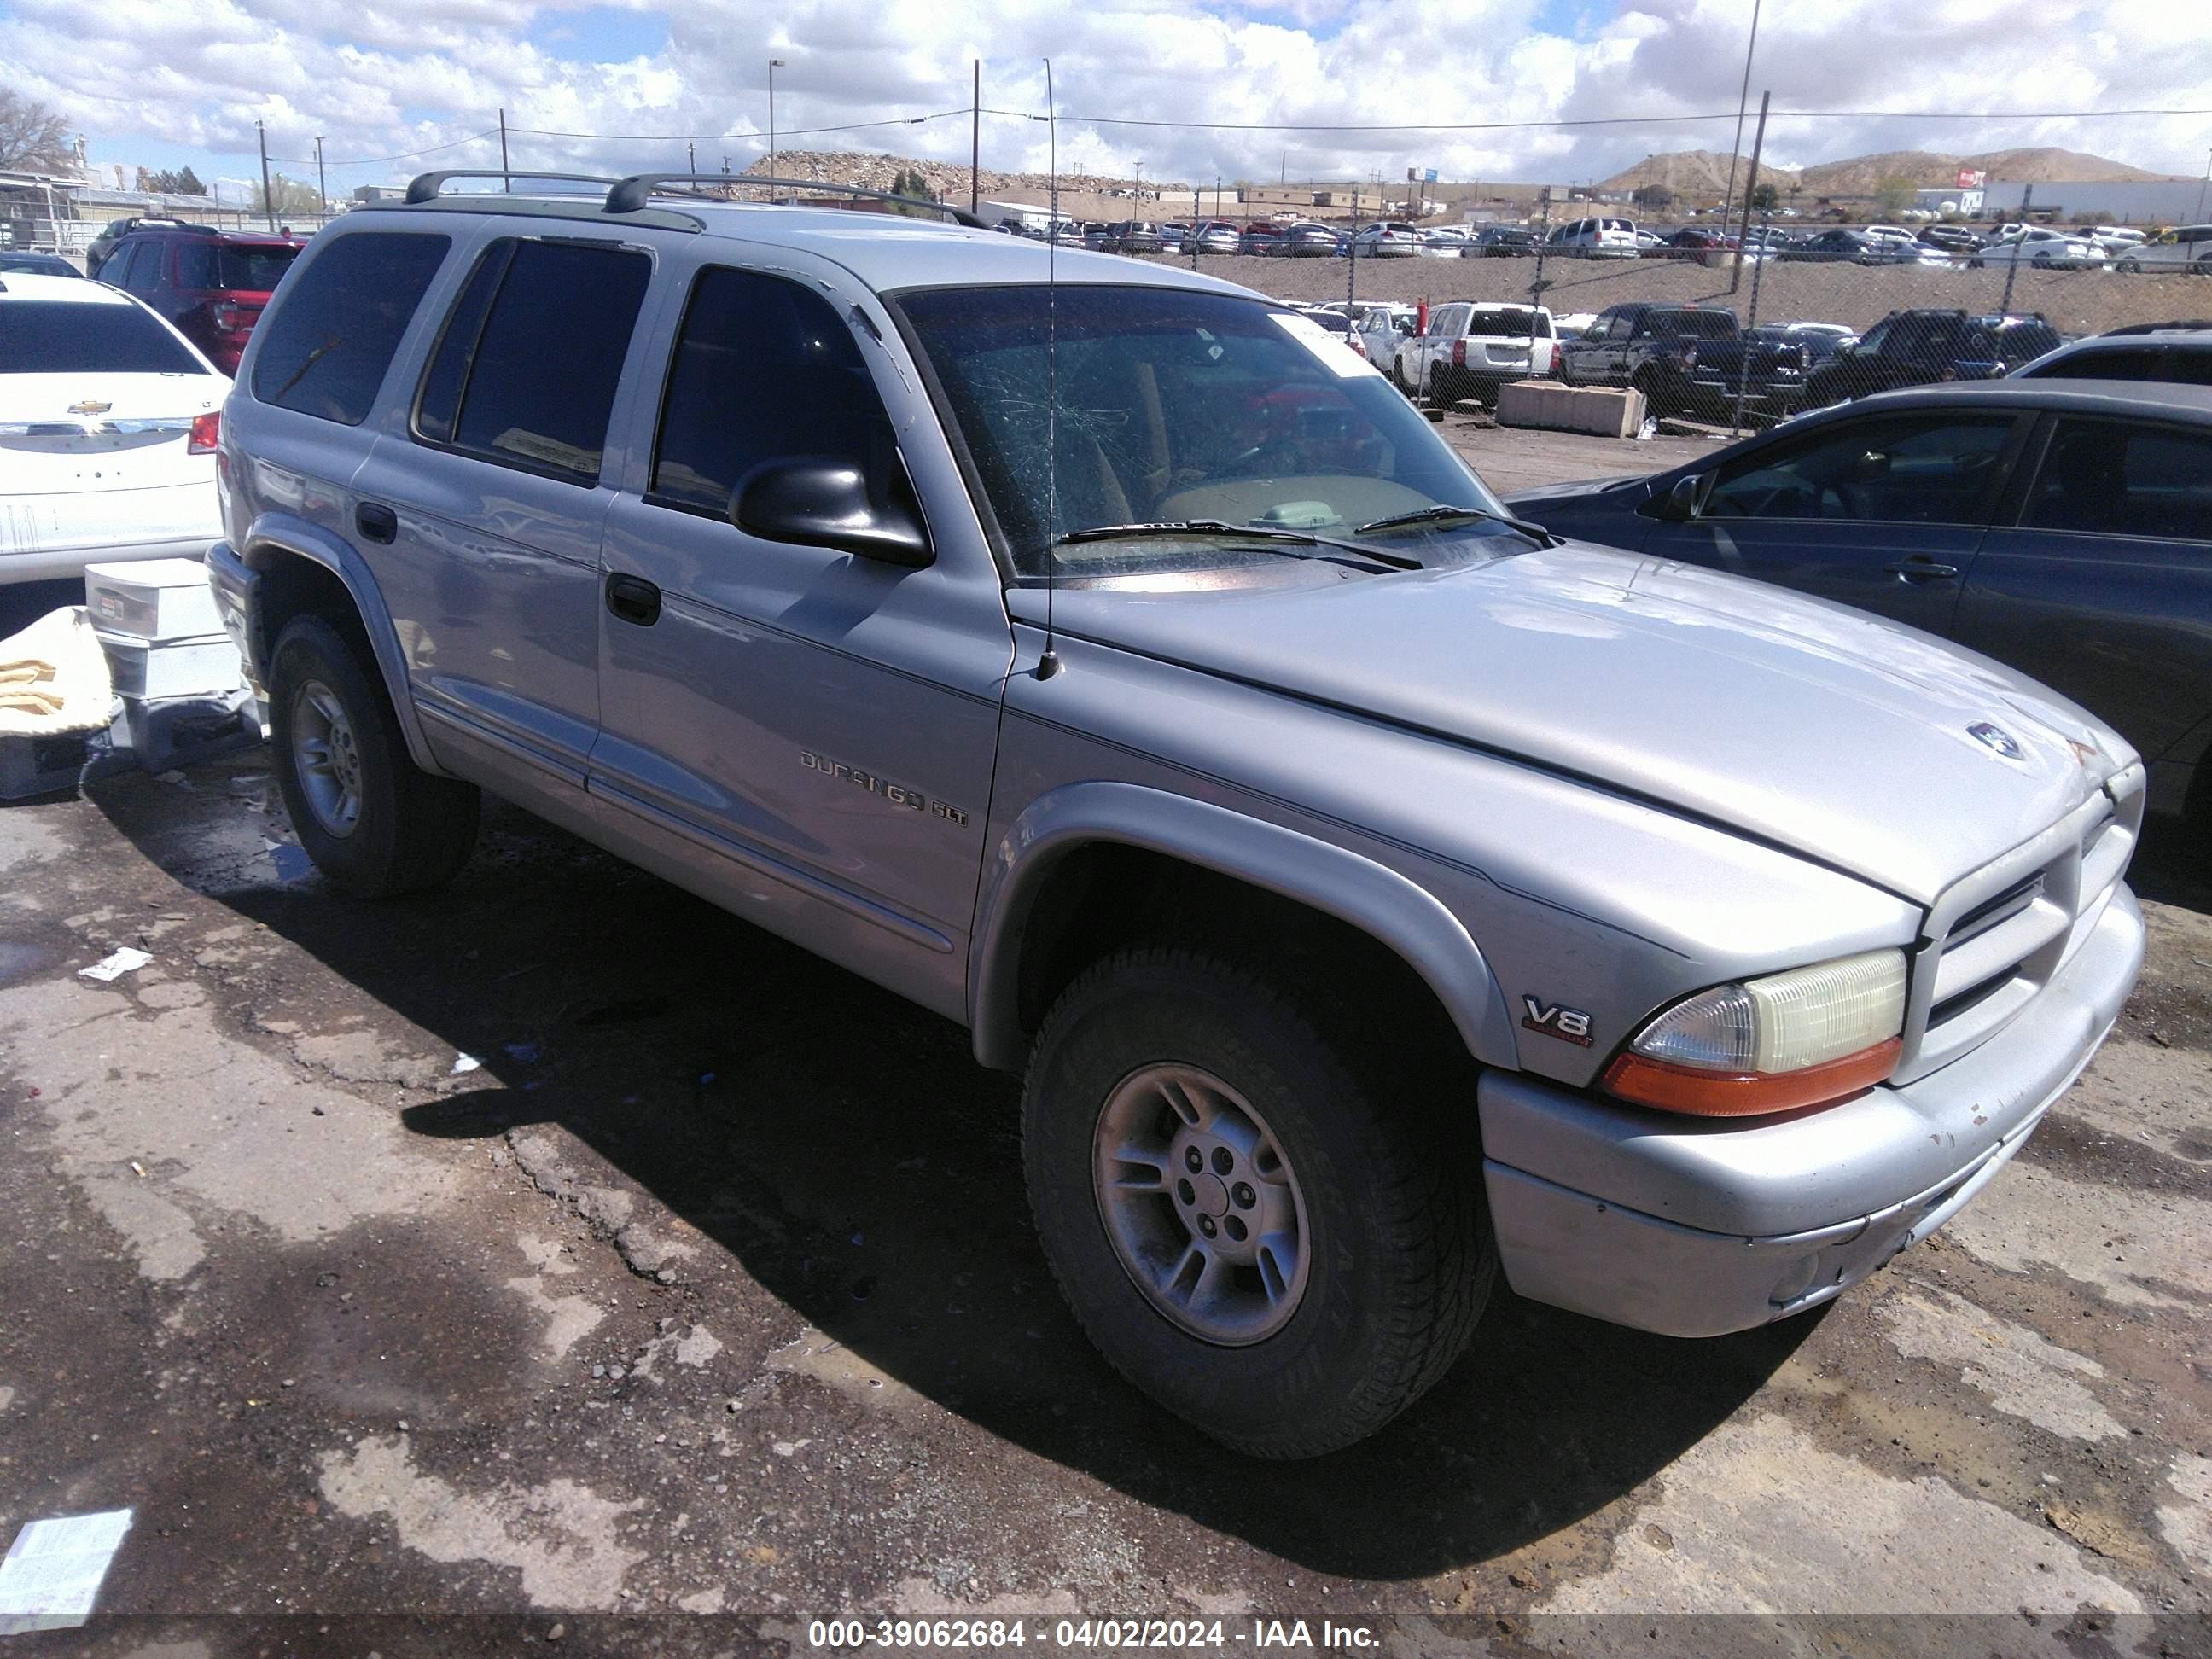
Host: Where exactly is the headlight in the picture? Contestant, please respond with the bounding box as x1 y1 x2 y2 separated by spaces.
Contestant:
1602 948 1907 1117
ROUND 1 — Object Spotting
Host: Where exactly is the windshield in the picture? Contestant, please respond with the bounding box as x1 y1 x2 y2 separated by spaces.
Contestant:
0 300 207 374
896 283 1512 579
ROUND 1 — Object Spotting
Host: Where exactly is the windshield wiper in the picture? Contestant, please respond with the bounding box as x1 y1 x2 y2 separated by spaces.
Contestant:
1053 521 1423 571
1353 504 1557 546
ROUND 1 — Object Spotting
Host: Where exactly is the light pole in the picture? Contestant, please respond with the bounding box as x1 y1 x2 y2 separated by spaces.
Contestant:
1134 160 1143 200
1720 0 1764 226
2197 148 2211 222
768 58 786 180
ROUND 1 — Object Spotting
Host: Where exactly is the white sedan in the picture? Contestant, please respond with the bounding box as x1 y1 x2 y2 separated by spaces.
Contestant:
1968 228 2106 271
2 273 227 584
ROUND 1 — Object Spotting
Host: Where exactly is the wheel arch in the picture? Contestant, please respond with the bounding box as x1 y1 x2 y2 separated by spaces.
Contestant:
969 782 1518 1074
237 513 449 777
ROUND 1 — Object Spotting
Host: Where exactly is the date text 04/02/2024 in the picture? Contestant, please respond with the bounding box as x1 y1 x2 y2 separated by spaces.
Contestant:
805 1619 1380 1650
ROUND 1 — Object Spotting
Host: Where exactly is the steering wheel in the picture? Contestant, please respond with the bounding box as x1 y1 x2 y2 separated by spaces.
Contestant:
1216 436 1303 479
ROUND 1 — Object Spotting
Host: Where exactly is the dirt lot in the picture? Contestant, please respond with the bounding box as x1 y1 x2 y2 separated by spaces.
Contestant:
1161 251 2211 335
3 543 2210 1653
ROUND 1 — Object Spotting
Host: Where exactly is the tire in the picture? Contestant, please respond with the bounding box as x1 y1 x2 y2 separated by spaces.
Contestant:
1022 946 1493 1458
1630 370 1671 419
1426 365 1453 406
2116 259 2139 275
267 614 480 899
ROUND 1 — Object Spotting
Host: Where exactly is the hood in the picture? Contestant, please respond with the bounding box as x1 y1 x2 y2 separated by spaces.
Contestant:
1500 474 1649 506
1017 544 2132 905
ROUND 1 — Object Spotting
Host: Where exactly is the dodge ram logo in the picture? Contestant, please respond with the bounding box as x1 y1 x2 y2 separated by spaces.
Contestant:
1968 722 2023 760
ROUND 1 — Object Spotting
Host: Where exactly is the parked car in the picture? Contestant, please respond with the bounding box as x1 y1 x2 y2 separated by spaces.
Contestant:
1784 229 1885 264
2087 226 2146 258
1348 306 1412 369
2113 225 2212 275
1917 224 1985 255
1804 309 2063 406
0 272 225 582
1395 302 1558 404
1545 216 1639 259
2011 324 2212 387
1506 380 2212 837
209 176 2146 1459
1282 222 1342 257
1191 220 1243 255
1745 321 1858 367
0 252 81 277
1080 223 1115 251
1969 228 2105 271
1157 222 1190 251
97 222 306 375
1471 225 1538 257
1656 227 1739 260
1104 221 1162 255
1238 223 1288 256
1557 302 1807 420
1348 222 1421 257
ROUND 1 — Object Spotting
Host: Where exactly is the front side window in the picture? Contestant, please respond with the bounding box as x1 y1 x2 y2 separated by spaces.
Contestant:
1704 413 2016 525
895 282 1515 580
254 231 451 425
413 237 649 481
2023 419 2212 543
649 265 893 518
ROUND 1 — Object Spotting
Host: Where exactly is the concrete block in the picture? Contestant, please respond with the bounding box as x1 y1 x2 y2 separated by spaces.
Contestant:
1497 381 1645 438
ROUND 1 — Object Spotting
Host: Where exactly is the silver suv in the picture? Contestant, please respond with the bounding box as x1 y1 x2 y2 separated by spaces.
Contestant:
209 172 2146 1458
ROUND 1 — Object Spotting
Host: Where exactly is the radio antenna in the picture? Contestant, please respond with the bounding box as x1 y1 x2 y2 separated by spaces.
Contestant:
1036 56 1063 681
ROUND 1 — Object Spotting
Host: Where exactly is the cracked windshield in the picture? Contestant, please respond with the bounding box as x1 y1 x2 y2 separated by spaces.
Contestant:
897 284 1522 578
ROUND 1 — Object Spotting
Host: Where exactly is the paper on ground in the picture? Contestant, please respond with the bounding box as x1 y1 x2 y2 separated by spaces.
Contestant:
0 1509 132 1634
79 948 152 983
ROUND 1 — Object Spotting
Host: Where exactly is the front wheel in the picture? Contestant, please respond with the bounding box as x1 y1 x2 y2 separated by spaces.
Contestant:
268 614 480 898
1022 947 1492 1458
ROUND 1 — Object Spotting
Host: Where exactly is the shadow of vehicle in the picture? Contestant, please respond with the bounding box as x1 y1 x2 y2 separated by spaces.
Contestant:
90 768 1819 1580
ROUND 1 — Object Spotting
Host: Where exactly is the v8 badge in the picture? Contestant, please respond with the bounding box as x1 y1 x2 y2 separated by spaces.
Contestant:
1521 996 1594 1047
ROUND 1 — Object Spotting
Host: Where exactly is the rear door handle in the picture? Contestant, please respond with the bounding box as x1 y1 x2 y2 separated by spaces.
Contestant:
1885 557 1959 581
355 502 398 544
606 573 661 626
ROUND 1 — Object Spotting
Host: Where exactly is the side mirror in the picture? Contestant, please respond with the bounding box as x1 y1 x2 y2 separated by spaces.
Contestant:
1648 473 1704 521
733 459 933 568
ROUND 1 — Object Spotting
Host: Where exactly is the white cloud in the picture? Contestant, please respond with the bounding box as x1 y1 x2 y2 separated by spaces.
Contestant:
4 0 2209 193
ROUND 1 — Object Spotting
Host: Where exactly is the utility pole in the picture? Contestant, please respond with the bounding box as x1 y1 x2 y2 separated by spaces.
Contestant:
2000 183 2034 317
1134 159 1143 199
768 58 786 179
256 119 274 231
1721 0 1764 230
314 135 326 217
1191 184 1199 267
2196 148 2210 222
688 141 696 173
1728 90 1769 296
970 61 981 216
499 108 510 190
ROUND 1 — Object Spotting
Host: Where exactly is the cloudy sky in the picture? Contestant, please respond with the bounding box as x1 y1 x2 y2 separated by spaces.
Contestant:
4 0 2209 203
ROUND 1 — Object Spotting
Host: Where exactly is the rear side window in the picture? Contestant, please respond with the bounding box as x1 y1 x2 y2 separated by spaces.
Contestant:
175 242 300 292
0 300 206 375
415 238 650 483
253 231 451 425
2025 346 2165 381
2023 420 2212 543
649 265 892 518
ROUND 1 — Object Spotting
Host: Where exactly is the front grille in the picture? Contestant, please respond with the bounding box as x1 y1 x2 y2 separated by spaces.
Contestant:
1896 769 2142 1083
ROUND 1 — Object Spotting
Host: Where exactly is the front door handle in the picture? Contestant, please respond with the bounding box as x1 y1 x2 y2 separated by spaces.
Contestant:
1885 557 1960 581
606 573 661 626
355 501 397 544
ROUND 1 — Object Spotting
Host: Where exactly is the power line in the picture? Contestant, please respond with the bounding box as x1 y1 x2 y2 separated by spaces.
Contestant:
269 129 499 169
1053 103 2212 133
509 109 970 143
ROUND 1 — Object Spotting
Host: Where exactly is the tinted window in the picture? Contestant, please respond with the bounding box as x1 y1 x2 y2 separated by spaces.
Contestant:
2023 420 2212 542
650 265 890 517
122 242 163 294
253 231 451 425
422 239 649 482
2025 346 2166 381
1643 311 1736 339
0 300 207 374
1467 309 1538 339
413 243 510 445
1705 414 2015 525
175 242 300 291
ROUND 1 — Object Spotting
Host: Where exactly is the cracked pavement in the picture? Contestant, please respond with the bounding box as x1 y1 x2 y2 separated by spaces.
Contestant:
1 747 2208 1656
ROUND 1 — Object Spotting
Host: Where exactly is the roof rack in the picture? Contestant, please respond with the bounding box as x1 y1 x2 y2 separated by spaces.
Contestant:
601 172 987 229
405 170 620 205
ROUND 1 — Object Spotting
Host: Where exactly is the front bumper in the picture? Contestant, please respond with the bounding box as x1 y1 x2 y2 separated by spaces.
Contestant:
1479 883 2144 1337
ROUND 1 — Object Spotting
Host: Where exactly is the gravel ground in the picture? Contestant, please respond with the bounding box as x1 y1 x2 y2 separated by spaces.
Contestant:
2 634 2209 1653
1155 251 2212 335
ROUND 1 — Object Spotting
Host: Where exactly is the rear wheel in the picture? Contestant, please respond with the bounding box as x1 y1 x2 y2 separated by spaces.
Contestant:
1022 946 1492 1458
268 614 480 898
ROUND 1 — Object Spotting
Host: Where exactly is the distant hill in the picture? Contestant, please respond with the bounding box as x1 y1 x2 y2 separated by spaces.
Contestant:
1601 145 2174 200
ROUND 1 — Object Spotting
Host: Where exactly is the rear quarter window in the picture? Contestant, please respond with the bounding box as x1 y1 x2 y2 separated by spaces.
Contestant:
251 231 452 426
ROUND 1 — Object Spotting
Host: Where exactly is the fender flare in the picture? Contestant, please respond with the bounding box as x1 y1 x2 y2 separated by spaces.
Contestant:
968 781 1520 1073
237 511 450 777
